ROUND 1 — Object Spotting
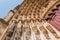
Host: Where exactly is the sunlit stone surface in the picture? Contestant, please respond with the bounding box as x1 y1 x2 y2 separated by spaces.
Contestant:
0 0 60 40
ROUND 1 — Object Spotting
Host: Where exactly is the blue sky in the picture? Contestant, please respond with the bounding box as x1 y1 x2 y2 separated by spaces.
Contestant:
0 0 23 18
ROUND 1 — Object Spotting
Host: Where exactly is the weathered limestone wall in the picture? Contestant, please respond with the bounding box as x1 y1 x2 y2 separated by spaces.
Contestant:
0 18 8 39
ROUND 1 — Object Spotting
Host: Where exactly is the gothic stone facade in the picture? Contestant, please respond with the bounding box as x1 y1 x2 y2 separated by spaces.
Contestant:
0 0 60 40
